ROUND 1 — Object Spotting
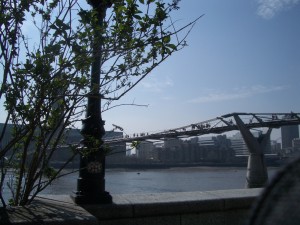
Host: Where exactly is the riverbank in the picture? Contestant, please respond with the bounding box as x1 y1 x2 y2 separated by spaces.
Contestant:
106 162 247 169
51 158 284 170
106 160 283 169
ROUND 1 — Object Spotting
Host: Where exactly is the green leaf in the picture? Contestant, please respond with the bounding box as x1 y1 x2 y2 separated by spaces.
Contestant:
163 35 170 43
167 43 177 50
133 14 142 20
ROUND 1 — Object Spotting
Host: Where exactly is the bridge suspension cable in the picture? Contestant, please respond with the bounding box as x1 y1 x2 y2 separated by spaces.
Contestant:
105 112 300 144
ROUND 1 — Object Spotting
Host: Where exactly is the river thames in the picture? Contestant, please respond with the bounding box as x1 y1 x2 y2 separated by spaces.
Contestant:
1 166 280 203
38 166 279 195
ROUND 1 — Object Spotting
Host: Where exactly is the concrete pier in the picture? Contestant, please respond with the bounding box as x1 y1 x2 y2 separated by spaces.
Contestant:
233 115 269 188
1 188 262 225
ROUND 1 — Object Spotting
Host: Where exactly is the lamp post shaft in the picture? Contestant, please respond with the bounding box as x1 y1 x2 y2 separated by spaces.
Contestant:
73 3 112 204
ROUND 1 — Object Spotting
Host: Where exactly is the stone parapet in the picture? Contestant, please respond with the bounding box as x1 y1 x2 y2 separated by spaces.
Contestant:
84 188 261 225
1 188 262 225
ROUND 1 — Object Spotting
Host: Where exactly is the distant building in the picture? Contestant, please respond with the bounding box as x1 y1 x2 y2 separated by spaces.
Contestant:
199 135 234 162
0 123 14 149
149 135 235 164
48 129 125 165
229 133 248 156
164 138 182 149
136 141 157 161
270 140 281 154
0 123 122 147
198 137 217 161
229 131 271 156
292 138 300 151
181 138 199 163
0 123 125 166
161 138 184 163
281 124 299 149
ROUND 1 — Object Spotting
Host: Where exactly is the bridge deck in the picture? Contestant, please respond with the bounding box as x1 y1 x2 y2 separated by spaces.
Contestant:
105 112 300 144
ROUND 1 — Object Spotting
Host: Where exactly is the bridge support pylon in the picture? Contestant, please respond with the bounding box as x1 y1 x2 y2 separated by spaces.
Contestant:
233 115 271 188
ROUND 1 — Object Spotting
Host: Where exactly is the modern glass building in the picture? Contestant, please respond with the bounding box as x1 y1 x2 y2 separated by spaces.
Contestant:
281 125 299 149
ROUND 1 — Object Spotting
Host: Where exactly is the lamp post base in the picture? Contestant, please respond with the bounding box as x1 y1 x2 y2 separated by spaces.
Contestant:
72 175 112 204
71 190 112 205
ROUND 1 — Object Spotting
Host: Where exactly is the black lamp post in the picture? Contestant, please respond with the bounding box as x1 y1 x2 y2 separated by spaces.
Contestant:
73 0 113 204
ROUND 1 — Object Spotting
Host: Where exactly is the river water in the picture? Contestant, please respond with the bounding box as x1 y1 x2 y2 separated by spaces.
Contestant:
2 167 280 202
42 166 280 195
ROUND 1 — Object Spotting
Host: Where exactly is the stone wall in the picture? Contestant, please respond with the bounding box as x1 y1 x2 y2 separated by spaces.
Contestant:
1 188 262 225
84 189 261 225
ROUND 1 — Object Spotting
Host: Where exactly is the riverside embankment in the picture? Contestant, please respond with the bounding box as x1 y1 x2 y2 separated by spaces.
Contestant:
1 188 262 225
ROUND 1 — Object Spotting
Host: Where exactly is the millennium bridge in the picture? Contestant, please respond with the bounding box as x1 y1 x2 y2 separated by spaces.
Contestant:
105 112 300 143
105 112 300 188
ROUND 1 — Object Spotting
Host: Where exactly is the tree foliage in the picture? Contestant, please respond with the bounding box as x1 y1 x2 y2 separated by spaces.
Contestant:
0 0 199 206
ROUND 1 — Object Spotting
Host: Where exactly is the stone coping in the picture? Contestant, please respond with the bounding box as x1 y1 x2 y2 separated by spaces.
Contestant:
0 188 262 225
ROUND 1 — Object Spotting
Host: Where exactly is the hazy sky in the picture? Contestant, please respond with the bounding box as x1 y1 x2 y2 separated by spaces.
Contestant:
104 0 300 137
1 0 299 139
